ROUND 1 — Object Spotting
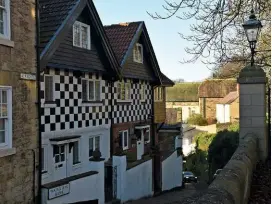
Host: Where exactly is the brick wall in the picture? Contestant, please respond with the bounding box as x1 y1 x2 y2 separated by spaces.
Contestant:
200 97 222 119
0 0 38 203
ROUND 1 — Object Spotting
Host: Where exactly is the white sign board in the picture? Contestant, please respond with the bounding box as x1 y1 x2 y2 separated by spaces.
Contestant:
48 183 70 200
20 73 36 81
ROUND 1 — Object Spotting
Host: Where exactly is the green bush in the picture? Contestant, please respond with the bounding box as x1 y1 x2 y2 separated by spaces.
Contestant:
193 132 216 152
208 129 239 179
187 114 208 126
227 122 239 132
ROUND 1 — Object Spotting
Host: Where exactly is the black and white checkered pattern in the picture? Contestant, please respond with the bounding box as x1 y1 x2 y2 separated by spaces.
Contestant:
112 79 152 124
40 68 152 133
40 68 110 133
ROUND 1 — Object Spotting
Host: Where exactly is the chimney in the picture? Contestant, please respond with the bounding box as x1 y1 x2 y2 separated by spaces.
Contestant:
119 22 129 26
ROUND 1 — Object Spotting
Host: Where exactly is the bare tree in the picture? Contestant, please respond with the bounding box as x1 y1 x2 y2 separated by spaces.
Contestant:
148 0 271 69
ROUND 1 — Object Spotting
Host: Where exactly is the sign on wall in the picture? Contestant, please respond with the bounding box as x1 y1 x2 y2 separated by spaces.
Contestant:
20 73 36 81
48 183 70 200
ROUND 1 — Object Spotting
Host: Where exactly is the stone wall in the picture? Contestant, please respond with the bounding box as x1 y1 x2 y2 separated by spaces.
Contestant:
0 0 38 203
182 133 258 204
230 97 239 122
199 97 222 119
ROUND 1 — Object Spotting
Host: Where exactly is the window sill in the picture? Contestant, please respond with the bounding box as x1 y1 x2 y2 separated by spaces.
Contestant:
42 171 48 174
81 101 103 107
133 59 143 64
140 100 146 103
0 38 14 48
0 148 16 158
117 100 132 104
43 101 57 108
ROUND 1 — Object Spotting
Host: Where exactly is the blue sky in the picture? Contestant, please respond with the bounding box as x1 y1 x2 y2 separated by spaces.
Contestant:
93 0 212 82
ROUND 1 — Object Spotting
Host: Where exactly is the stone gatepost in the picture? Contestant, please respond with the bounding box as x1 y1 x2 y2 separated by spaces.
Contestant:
238 64 267 161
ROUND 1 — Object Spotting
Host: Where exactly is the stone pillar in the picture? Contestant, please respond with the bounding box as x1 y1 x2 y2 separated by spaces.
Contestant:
112 156 127 201
238 64 267 161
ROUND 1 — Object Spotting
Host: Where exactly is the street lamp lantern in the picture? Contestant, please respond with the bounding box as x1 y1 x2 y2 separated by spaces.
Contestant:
242 10 263 65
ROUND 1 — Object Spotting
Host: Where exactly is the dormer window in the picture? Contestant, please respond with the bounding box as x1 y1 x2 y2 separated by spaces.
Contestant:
133 43 143 63
73 21 91 50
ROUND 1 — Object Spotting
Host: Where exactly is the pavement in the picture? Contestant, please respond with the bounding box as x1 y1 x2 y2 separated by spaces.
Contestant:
126 181 208 204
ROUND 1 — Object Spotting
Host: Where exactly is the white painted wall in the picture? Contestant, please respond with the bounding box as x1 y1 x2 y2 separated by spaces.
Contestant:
161 151 183 191
216 104 231 123
42 161 105 204
176 105 200 122
42 124 110 185
113 156 153 203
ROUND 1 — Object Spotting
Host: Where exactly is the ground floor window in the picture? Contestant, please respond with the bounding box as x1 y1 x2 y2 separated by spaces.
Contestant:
119 130 129 150
89 136 100 158
72 141 80 164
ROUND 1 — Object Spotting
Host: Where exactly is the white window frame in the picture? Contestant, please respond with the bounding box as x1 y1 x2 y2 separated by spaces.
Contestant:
117 81 131 101
44 75 55 102
0 86 12 149
89 136 100 159
143 127 150 144
154 87 164 102
41 145 48 173
0 0 11 40
133 43 143 63
140 82 146 101
119 130 129 150
73 21 91 50
82 79 101 102
72 140 80 165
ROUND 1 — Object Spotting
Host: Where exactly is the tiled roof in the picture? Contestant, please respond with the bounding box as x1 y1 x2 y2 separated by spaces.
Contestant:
104 22 141 64
198 79 237 98
160 72 174 86
39 0 78 51
219 91 238 104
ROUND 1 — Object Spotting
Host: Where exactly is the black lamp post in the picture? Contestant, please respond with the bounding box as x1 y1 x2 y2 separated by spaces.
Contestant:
242 10 263 66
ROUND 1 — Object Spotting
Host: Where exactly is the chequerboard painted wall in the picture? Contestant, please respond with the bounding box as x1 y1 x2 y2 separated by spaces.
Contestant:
40 69 153 133
112 79 152 124
40 68 111 133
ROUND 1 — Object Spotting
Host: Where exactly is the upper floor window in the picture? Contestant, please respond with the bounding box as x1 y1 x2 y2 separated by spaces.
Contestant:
133 43 143 63
0 87 12 149
82 79 101 101
44 75 54 102
117 81 131 101
154 87 164 101
73 21 91 50
0 0 10 40
140 83 146 101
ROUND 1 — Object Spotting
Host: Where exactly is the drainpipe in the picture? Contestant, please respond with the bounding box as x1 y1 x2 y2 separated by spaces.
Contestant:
110 79 114 157
35 0 42 203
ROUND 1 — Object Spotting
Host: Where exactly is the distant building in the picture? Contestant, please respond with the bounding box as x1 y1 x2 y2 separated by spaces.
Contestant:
166 82 200 122
198 79 237 120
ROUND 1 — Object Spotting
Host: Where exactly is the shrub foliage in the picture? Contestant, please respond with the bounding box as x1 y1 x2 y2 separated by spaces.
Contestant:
187 114 208 126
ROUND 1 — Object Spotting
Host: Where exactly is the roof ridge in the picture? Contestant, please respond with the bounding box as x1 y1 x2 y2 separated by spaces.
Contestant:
104 21 144 27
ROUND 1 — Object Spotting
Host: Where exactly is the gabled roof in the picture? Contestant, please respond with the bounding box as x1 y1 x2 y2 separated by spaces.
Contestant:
160 72 175 86
198 79 237 98
39 0 120 76
166 82 201 102
219 91 238 104
104 22 162 83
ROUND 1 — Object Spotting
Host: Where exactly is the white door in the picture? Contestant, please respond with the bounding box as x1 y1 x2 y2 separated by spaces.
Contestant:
216 104 224 123
224 105 230 123
53 144 67 180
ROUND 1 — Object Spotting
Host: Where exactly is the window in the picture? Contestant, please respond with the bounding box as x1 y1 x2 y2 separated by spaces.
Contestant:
72 141 80 165
133 43 143 63
0 87 11 148
82 79 101 101
154 87 164 101
53 144 65 164
117 81 131 101
140 83 145 101
0 0 10 39
89 136 100 158
73 21 91 50
144 127 150 143
119 130 129 150
44 75 54 102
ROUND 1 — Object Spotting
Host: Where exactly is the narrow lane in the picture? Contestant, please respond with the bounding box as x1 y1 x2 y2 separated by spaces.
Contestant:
127 182 208 204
